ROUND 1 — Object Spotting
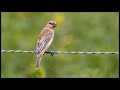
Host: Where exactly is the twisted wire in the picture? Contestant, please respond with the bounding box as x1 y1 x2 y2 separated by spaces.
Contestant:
1 50 119 54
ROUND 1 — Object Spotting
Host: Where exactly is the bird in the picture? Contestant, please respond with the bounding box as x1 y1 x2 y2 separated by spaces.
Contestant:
35 20 57 70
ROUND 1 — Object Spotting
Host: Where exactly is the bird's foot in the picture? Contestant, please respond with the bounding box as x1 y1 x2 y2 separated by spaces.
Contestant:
51 52 54 57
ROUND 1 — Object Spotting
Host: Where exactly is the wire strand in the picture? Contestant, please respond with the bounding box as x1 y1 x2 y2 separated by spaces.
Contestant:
1 50 119 54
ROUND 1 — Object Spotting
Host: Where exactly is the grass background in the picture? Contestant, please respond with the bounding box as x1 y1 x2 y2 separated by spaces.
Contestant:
1 12 119 78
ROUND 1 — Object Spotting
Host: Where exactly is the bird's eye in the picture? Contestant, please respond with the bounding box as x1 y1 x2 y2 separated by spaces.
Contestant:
49 22 52 24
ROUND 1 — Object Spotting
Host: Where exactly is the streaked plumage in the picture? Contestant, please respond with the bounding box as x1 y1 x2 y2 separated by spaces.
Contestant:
35 20 57 69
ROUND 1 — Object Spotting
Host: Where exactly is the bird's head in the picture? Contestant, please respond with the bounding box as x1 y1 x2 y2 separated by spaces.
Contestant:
46 20 57 29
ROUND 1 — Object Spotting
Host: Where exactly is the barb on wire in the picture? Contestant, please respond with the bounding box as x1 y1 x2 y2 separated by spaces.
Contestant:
1 50 119 54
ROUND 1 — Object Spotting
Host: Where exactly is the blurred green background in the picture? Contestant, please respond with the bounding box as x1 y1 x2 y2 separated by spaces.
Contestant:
1 12 119 78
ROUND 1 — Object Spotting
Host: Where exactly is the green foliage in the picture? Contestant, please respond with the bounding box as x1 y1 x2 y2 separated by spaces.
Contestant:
1 12 119 78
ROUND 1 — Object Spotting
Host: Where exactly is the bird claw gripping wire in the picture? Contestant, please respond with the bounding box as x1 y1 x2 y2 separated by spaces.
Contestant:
50 51 54 57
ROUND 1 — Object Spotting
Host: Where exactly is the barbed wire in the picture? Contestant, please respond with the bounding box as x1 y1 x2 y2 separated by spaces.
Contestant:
1 50 119 54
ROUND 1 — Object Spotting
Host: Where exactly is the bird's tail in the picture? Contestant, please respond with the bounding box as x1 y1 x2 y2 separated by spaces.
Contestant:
36 56 42 70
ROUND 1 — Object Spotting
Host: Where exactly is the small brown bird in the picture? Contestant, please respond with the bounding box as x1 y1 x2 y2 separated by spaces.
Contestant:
35 20 57 69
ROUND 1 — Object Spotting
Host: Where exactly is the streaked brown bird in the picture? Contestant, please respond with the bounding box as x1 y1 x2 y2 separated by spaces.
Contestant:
35 20 57 69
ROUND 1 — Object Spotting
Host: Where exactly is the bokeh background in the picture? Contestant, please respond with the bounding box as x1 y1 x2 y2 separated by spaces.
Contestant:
1 12 119 78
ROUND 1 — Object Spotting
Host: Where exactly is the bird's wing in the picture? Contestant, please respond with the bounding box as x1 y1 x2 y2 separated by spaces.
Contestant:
36 29 53 56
